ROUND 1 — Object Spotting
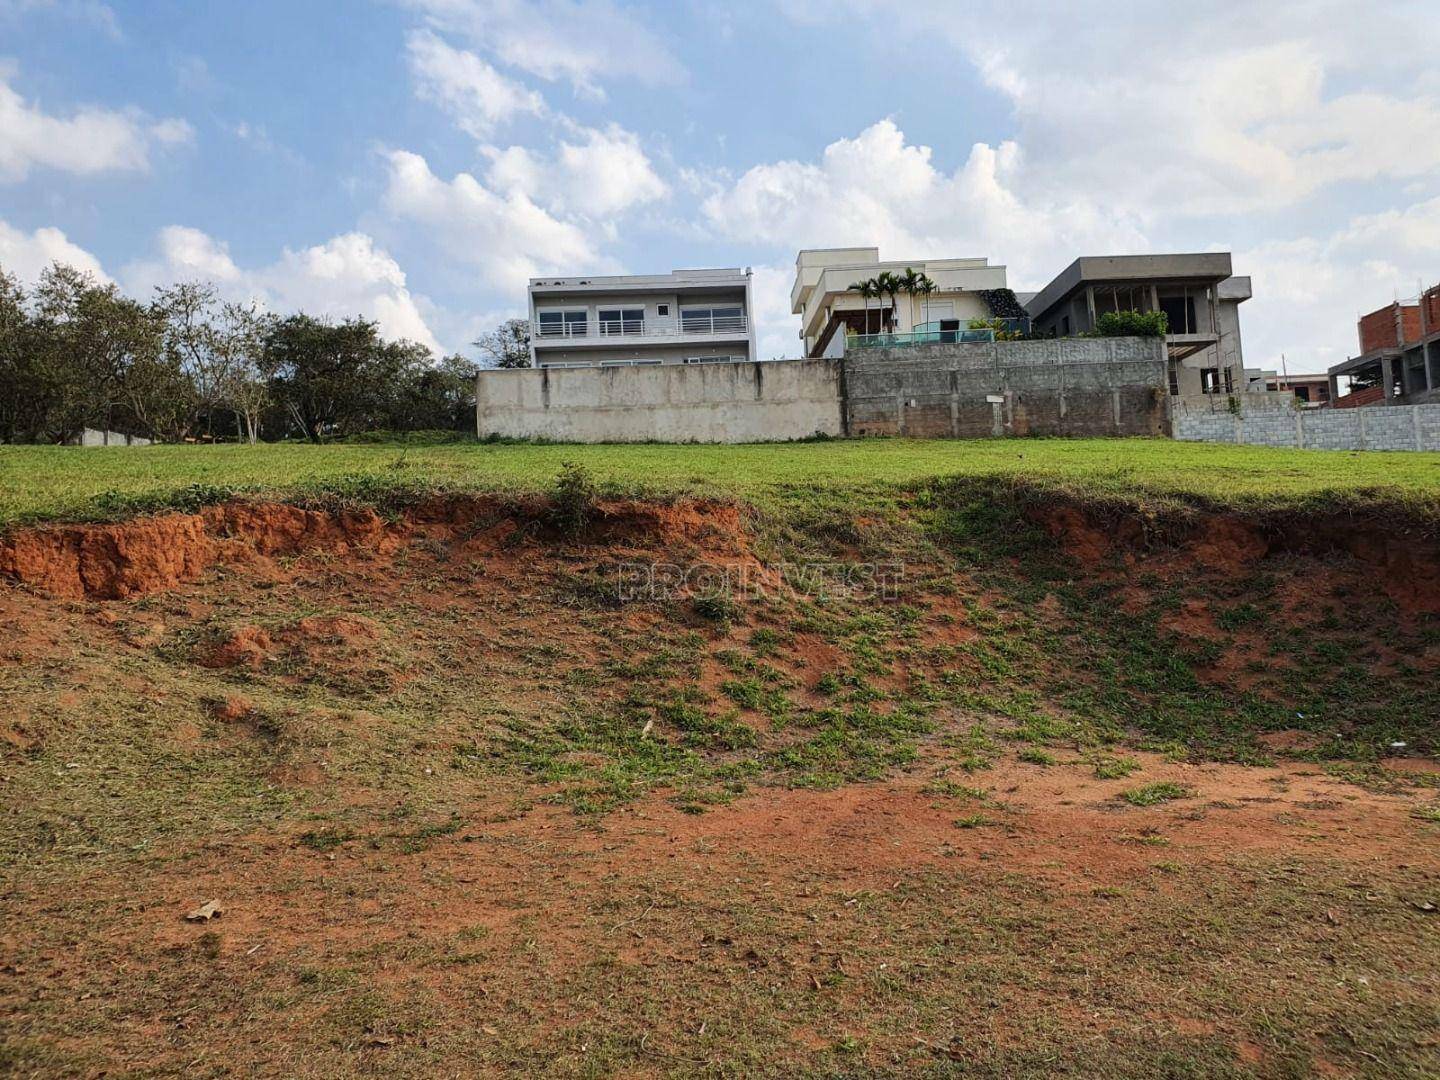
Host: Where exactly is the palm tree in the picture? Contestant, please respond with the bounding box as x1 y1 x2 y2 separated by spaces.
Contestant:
875 271 901 336
849 279 875 338
915 273 937 327
898 267 922 330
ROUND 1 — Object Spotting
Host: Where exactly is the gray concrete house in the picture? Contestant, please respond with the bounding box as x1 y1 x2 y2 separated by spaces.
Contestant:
527 267 757 368
1025 254 1252 397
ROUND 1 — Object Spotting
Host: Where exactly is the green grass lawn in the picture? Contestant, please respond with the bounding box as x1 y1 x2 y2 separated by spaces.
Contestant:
3 437 1440 528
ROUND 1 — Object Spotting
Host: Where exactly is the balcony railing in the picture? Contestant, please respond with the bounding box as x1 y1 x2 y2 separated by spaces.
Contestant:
535 320 589 339
679 313 747 335
533 316 748 341
849 328 996 349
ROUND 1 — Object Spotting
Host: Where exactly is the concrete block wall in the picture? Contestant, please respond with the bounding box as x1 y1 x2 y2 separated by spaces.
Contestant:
841 337 1169 439
475 359 844 443
1172 395 1440 451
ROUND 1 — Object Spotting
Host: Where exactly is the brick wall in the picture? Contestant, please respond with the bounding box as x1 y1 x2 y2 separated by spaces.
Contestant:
841 338 1168 439
1423 286 1440 335
1334 385 1386 409
1358 302 1422 352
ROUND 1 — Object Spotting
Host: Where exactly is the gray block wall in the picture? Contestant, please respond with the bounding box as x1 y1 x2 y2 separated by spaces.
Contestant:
1172 395 1440 451
841 338 1169 438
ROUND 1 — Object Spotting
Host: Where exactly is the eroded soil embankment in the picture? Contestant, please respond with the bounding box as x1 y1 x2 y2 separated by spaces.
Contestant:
0 496 750 600
1029 503 1440 614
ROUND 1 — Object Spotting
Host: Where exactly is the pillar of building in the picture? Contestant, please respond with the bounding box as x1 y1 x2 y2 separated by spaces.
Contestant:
1381 355 1398 401
1328 372 1341 404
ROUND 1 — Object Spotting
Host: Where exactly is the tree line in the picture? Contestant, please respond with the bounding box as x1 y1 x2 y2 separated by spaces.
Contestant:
0 261 532 444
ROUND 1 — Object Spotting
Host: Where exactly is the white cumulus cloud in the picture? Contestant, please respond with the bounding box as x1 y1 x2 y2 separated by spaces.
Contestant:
400 0 683 98
484 122 667 217
382 147 610 293
123 226 443 354
0 64 193 182
0 218 109 282
702 119 1146 291
405 29 546 137
780 1 1440 221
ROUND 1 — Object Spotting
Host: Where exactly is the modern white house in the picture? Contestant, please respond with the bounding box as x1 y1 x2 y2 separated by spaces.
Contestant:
527 267 757 368
790 247 1012 358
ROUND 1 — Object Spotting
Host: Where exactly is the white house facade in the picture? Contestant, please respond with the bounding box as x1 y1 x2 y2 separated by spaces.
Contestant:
527 268 757 368
790 247 1011 358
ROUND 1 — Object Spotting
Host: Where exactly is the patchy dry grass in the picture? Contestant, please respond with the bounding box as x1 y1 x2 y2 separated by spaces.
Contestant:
2 455 1438 1075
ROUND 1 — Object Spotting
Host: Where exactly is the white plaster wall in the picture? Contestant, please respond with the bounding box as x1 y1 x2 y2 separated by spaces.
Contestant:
476 359 844 443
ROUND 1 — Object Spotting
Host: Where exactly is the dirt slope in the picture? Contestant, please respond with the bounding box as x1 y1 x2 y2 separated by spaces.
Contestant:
2 492 1437 1077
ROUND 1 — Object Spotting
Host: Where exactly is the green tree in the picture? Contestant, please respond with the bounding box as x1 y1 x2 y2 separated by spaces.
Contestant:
219 303 273 443
0 269 34 443
897 267 922 329
875 271 901 335
915 273 937 326
262 315 396 440
29 264 166 443
849 279 878 337
474 317 531 368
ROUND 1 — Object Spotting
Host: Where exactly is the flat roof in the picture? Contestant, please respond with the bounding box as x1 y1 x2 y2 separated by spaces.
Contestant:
1328 349 1404 377
530 268 748 292
1027 253 1235 320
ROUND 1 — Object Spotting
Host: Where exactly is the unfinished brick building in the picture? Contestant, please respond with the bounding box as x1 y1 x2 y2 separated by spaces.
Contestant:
1329 283 1440 407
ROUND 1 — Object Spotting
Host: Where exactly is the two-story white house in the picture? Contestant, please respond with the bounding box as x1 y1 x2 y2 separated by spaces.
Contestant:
527 267 757 368
791 248 1011 358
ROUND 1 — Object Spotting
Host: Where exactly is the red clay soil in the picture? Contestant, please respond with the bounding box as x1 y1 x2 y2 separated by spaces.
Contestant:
0 496 753 601
1030 503 1440 614
3 496 1439 1075
119 754 1438 954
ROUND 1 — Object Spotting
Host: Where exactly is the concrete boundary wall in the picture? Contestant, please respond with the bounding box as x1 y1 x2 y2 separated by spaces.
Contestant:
475 359 844 443
841 337 1169 438
1172 395 1440 451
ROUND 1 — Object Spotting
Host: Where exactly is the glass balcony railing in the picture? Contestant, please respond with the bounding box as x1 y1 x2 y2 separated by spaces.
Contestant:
849 327 995 349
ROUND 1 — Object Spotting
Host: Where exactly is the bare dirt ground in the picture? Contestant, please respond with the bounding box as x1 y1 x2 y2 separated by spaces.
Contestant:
2 496 1437 1077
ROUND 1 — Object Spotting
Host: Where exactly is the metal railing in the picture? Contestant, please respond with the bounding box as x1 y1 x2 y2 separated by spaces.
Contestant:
597 318 645 336
535 320 589 338
533 315 748 341
679 314 747 335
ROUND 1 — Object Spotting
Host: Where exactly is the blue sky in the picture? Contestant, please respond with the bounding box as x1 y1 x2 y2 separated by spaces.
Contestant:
3 0 1438 371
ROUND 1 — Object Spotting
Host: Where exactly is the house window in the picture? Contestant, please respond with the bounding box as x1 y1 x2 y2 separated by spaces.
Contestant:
1201 368 1223 394
537 309 587 337
1158 293 1197 334
683 355 743 364
1061 315 1071 336
598 308 644 335
681 306 744 333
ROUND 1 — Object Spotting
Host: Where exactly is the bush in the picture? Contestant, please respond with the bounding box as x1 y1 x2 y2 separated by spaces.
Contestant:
1092 310 1169 338
548 462 596 539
